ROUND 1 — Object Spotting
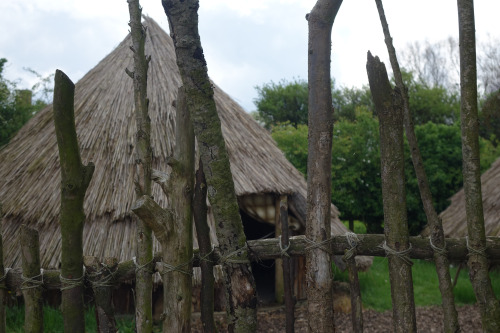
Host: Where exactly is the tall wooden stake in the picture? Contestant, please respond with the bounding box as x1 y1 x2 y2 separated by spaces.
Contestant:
127 1 153 331
162 1 258 331
53 70 94 333
374 1 459 331
457 0 500 331
305 1 343 332
367 53 417 333
20 225 43 333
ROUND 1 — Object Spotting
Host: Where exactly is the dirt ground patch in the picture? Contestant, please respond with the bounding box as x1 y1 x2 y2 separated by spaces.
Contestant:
192 302 482 332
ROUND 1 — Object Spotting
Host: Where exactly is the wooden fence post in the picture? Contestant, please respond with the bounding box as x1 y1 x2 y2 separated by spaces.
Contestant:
367 52 417 332
84 256 118 332
0 232 7 333
20 225 43 333
279 196 295 333
53 69 94 333
342 233 363 333
126 2 154 331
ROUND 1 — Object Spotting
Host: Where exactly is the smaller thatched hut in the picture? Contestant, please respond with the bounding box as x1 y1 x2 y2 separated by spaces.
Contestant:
438 156 500 237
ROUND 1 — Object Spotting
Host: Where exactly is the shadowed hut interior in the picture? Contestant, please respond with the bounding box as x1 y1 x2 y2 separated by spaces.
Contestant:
0 17 369 312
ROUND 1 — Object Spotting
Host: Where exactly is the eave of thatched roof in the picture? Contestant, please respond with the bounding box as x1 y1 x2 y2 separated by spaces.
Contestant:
439 156 500 237
0 17 350 270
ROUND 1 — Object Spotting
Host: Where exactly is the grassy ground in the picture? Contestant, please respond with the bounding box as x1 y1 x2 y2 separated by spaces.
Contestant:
5 306 147 333
340 220 500 310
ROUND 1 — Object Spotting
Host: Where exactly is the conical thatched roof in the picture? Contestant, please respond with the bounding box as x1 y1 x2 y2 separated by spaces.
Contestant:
439 156 500 237
0 17 350 270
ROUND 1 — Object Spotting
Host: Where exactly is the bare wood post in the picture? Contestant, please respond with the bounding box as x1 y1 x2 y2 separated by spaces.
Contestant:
367 53 417 333
374 1 459 331
457 1 500 331
305 1 343 332
280 196 295 333
342 235 363 333
275 196 284 304
20 225 43 333
53 69 94 333
162 1 258 331
194 159 217 333
83 256 118 332
0 209 6 333
126 1 154 331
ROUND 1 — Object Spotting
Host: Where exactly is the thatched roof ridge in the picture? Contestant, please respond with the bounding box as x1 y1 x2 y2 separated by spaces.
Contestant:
0 17 345 269
439 156 500 237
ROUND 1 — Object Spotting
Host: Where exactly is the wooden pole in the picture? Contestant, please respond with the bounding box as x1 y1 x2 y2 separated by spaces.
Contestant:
193 159 217 333
162 1 258 331
342 234 363 333
275 195 284 304
457 0 500 330
367 52 417 332
305 1 343 331
84 256 118 332
126 1 154 331
0 211 6 333
280 196 295 333
20 225 43 333
53 69 94 333
374 1 459 330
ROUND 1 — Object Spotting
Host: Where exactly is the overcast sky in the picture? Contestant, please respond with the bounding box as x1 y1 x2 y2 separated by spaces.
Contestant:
1 0 499 111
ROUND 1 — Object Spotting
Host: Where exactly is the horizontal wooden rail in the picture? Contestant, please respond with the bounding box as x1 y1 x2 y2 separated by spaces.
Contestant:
4 234 500 291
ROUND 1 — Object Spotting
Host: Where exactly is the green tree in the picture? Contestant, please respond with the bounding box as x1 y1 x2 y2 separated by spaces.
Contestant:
401 70 461 125
0 59 51 147
479 89 500 145
253 78 308 129
405 122 500 234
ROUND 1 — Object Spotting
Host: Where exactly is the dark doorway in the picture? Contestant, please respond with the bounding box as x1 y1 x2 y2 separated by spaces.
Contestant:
240 210 276 305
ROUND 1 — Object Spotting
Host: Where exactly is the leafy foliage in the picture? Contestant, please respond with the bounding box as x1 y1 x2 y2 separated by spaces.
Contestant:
253 78 308 129
0 58 51 147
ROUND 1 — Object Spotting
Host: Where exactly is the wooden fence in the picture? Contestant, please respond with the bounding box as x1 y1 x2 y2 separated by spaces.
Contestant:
2 229 500 331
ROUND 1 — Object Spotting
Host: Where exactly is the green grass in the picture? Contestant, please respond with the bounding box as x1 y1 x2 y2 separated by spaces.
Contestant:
5 306 152 332
334 256 500 311
342 220 367 234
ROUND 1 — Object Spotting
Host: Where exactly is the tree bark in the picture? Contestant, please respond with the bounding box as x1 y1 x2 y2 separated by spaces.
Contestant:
161 86 195 332
374 1 459 331
305 1 342 332
194 159 217 333
367 53 417 333
280 196 295 333
162 1 258 331
83 256 118 333
457 1 500 331
126 1 153 331
0 219 6 333
53 69 94 333
20 225 43 333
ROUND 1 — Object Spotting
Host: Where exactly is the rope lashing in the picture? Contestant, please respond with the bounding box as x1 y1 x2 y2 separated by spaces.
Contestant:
133 256 154 274
157 258 193 276
278 235 291 258
21 268 44 291
219 246 251 265
343 232 360 261
379 241 413 266
87 263 115 289
60 267 85 291
429 236 447 256
198 246 215 263
304 237 333 255
466 236 488 258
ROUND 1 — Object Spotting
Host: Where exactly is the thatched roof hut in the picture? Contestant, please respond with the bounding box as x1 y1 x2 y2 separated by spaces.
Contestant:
1 18 367 305
439 156 500 237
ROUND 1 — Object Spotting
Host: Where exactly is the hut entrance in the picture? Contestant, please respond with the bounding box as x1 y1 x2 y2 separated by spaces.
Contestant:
240 209 277 305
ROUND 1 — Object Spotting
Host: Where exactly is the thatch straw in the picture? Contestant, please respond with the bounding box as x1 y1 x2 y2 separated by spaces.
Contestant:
0 17 354 274
439 156 500 237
